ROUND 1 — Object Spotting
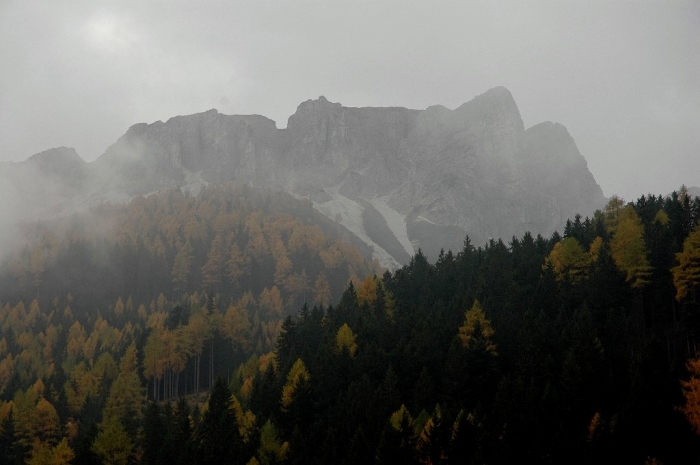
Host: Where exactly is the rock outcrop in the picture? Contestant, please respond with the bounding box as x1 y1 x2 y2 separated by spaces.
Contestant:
2 87 606 267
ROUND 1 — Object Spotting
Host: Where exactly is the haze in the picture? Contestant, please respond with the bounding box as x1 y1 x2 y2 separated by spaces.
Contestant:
1 1 698 202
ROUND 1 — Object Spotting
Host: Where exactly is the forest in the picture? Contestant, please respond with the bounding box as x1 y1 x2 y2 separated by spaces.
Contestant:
1 184 700 464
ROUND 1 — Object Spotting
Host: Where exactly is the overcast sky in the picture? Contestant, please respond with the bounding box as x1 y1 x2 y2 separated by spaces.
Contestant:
1 1 698 201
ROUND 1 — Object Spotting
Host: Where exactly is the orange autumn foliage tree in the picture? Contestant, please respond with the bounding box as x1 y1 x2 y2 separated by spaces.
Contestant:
681 356 700 435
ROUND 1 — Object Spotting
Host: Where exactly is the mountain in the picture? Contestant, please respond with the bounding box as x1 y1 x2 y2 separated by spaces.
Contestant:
2 87 605 267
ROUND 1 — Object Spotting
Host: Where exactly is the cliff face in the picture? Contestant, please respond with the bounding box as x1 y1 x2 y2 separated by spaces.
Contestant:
93 110 280 194
3 87 605 267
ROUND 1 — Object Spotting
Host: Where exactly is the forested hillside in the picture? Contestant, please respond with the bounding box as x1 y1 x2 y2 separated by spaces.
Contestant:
1 184 377 308
1 187 700 464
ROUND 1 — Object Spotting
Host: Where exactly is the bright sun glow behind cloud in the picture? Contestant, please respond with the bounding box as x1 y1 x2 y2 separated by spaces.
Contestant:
84 15 137 54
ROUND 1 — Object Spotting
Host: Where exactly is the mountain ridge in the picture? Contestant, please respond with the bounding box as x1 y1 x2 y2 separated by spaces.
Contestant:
1 87 606 267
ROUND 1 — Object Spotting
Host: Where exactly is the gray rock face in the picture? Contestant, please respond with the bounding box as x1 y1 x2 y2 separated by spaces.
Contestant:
3 87 606 267
93 110 280 194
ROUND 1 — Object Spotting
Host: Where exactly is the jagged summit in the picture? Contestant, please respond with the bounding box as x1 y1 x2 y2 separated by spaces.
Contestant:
291 95 340 113
469 85 515 101
3 87 606 267
25 146 85 181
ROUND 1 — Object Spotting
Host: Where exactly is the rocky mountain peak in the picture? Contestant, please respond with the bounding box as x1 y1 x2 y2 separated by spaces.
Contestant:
455 86 520 117
455 86 525 162
27 146 84 166
3 88 607 267
26 147 86 181
286 95 343 131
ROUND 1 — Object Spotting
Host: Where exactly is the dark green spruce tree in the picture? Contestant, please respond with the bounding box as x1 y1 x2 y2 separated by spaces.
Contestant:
196 377 243 465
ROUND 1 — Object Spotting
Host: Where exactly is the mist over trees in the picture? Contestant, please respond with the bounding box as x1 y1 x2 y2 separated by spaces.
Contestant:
1 186 700 463
1 184 377 313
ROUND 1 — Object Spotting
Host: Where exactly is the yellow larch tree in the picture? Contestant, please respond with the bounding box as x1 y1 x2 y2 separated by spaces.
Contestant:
544 237 590 283
104 343 144 428
281 358 310 411
284 270 309 308
603 195 626 232
222 300 251 353
0 354 15 389
229 394 256 443
66 321 86 361
458 300 497 355
83 329 100 366
357 275 378 308
610 205 652 289
673 225 700 302
274 254 293 289
335 323 358 357
114 297 125 318
33 397 61 446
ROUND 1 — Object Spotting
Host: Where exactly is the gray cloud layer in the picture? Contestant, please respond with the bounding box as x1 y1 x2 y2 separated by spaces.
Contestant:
1 0 698 201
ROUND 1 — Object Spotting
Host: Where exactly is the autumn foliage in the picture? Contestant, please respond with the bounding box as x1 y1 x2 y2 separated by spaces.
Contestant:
0 187 698 463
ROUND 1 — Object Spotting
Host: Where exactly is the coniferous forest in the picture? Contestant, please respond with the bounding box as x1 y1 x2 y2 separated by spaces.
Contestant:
2 184 700 464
